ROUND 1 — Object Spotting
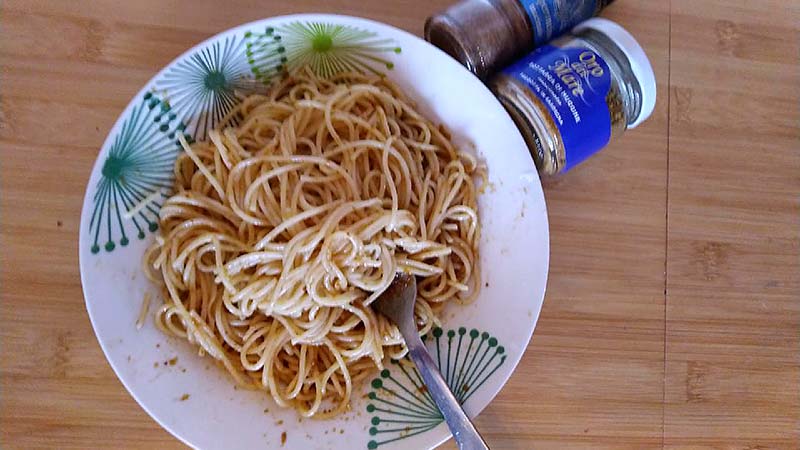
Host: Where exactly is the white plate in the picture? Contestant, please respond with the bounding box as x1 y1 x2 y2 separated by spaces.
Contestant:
79 13 549 450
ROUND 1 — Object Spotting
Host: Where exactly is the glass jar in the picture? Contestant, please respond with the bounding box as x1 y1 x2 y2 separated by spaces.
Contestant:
489 18 657 175
425 0 615 79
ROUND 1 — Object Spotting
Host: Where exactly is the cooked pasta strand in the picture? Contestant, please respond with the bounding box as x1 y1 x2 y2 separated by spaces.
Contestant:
146 67 483 418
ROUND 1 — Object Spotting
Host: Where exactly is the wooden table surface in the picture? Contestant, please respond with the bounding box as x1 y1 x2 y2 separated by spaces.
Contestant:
1 0 798 448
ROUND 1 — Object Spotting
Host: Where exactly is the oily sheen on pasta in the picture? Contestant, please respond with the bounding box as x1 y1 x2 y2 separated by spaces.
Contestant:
144 68 483 418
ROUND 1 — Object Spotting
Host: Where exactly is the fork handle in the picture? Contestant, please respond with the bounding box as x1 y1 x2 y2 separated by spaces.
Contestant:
403 330 490 450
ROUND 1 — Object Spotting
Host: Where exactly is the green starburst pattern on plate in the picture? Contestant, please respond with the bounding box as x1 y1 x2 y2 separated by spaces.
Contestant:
88 93 187 254
244 27 287 83
365 327 506 449
156 36 250 140
277 21 402 78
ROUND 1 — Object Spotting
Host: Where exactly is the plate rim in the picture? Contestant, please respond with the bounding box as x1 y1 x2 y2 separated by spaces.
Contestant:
78 12 550 450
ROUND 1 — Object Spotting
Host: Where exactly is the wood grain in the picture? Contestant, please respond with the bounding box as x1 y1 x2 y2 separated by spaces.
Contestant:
1 0 798 449
664 0 800 448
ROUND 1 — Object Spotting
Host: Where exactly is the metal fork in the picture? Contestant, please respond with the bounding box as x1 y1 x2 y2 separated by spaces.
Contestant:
372 272 490 450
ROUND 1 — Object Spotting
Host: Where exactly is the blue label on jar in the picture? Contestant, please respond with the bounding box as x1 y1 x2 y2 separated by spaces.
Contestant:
504 45 612 171
518 0 602 44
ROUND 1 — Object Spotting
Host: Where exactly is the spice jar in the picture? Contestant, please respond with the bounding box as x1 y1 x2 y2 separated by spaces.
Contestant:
425 0 615 79
489 18 656 175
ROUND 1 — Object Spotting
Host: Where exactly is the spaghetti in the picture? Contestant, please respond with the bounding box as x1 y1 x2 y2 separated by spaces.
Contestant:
144 67 483 418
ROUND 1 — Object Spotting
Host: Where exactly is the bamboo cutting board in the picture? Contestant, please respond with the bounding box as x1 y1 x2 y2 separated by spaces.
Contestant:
1 0 798 448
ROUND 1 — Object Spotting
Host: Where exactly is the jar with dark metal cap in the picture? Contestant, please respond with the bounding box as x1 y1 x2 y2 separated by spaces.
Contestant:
489 18 656 175
425 0 615 79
